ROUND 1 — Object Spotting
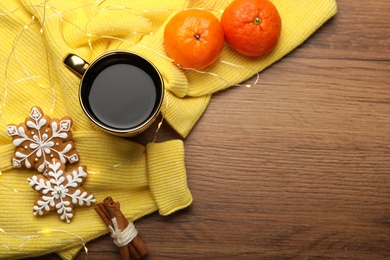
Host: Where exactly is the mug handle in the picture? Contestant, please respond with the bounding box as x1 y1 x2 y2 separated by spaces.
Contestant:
63 54 89 77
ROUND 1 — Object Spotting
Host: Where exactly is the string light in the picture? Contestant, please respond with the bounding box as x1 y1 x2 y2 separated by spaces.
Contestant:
1 16 35 121
1 10 55 121
0 227 40 251
0 183 26 193
0 0 258 189
40 0 49 32
38 229 89 254
0 1 259 257
88 147 145 175
220 60 261 88
0 227 88 254
0 0 258 191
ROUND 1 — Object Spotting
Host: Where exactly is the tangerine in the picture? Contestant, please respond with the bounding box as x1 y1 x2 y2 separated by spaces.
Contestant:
221 0 282 57
163 9 225 70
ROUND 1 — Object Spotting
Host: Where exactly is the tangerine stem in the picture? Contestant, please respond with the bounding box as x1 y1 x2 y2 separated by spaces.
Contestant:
254 17 261 25
194 33 201 40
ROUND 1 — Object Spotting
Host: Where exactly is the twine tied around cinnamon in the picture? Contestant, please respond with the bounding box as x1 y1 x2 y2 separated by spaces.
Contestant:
94 197 149 260
109 217 138 247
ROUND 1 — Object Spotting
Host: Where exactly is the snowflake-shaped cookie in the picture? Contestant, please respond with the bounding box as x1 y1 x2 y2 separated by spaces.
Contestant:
27 158 96 223
6 106 79 174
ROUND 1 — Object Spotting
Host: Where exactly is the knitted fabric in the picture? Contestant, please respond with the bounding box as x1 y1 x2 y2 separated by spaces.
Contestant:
0 0 337 259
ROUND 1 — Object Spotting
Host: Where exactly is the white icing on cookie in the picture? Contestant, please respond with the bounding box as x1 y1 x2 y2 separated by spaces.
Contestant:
6 106 79 173
27 159 96 223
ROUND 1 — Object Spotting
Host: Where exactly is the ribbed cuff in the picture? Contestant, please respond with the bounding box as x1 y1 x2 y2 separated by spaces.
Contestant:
146 140 192 215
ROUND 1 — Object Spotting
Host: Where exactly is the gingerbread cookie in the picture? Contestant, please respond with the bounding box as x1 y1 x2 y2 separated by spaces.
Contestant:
27 158 96 223
6 106 79 174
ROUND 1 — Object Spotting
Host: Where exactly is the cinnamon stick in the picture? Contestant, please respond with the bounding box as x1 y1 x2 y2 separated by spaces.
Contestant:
94 197 149 260
129 235 149 257
128 243 141 259
94 202 111 226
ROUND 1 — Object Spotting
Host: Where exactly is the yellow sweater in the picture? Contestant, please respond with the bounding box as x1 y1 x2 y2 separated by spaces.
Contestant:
0 0 337 259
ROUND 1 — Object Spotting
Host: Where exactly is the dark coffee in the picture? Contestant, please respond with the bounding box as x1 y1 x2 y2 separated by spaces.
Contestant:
65 50 164 136
87 63 157 129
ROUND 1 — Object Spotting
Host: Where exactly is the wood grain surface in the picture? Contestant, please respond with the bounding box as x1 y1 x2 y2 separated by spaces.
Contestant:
40 0 390 259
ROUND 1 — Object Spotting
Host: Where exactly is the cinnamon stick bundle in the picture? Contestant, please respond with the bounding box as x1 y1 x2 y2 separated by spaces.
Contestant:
94 197 149 260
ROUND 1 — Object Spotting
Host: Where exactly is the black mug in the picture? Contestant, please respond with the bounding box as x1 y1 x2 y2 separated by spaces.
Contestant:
64 50 164 137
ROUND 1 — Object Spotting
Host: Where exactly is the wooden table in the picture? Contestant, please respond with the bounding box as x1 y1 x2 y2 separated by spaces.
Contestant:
43 0 390 258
